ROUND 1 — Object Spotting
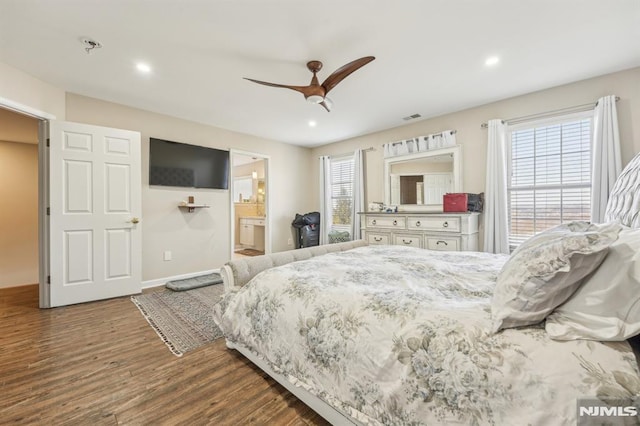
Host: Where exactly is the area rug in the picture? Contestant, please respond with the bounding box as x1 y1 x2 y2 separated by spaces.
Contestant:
131 284 225 356
235 248 264 257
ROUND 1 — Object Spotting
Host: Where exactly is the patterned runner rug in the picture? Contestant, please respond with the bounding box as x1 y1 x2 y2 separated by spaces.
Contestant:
131 284 225 356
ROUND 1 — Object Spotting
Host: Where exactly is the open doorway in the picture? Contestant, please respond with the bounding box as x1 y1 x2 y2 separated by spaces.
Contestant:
230 150 270 259
0 108 40 291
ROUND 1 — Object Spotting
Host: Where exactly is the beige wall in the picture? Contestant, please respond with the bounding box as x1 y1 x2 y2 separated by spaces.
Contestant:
66 93 313 282
0 141 39 288
312 67 640 246
0 107 39 144
0 62 65 119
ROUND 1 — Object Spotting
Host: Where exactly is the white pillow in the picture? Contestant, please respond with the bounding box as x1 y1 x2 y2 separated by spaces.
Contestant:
545 227 640 341
491 221 622 332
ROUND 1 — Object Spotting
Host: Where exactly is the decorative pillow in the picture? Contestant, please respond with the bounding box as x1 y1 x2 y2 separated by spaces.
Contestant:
545 227 640 341
491 221 622 332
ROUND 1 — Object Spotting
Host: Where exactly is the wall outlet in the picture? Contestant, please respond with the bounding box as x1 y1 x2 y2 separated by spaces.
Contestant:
287 238 293 246
163 251 172 261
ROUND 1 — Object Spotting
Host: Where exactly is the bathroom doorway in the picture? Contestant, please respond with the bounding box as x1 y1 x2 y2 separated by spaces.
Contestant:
229 150 270 259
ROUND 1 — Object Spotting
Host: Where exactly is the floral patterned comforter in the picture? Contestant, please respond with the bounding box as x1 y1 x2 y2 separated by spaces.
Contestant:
213 245 640 425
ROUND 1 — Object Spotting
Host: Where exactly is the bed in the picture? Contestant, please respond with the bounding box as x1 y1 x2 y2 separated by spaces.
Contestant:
213 153 640 425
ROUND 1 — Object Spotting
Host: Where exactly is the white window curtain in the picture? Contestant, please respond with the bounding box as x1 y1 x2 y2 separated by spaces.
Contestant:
318 156 331 245
383 131 456 158
483 119 510 254
351 149 365 240
591 95 622 223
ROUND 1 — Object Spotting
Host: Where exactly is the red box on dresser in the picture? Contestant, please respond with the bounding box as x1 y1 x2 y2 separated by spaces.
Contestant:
443 193 468 212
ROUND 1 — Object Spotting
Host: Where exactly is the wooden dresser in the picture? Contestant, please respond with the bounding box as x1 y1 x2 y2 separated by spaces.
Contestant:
360 212 479 251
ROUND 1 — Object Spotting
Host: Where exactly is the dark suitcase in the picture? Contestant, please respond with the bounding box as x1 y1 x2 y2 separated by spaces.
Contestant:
292 212 321 248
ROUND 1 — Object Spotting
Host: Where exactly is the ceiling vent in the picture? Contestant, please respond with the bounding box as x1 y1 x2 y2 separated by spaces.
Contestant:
402 113 422 121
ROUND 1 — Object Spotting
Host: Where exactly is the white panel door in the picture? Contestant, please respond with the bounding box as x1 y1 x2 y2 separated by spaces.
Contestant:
49 120 141 307
423 173 453 205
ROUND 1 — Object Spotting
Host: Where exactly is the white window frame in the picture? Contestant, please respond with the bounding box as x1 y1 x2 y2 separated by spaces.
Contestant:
506 110 593 248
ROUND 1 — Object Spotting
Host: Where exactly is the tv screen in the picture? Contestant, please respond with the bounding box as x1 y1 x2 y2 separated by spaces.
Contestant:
149 138 229 189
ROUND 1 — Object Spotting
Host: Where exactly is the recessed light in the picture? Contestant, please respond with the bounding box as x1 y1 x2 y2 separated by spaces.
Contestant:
308 120 317 127
485 56 500 67
136 63 152 73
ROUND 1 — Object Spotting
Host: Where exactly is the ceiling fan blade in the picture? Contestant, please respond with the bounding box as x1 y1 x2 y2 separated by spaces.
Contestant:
321 56 375 95
243 78 310 95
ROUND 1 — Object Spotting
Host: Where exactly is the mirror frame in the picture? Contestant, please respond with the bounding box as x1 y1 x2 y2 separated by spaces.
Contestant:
383 145 462 212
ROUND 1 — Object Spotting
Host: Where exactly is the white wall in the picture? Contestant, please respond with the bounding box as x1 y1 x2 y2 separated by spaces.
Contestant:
311 67 640 246
0 62 65 119
65 93 314 281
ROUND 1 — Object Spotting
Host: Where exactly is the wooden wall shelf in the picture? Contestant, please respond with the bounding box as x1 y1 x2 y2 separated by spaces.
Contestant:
179 204 210 213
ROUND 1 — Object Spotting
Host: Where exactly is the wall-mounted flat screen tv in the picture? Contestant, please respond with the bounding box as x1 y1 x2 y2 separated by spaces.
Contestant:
149 137 229 189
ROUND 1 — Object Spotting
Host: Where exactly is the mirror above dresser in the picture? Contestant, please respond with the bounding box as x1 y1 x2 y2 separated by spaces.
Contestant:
366 144 476 252
383 145 462 212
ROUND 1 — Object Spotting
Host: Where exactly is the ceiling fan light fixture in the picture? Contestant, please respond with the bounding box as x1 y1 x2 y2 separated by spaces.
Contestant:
306 95 324 104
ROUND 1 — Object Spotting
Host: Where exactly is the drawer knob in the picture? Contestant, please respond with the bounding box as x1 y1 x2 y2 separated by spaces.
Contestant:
416 221 421 227
442 221 449 228
436 240 448 246
402 239 412 245
393 220 398 225
372 219 377 225
374 237 382 242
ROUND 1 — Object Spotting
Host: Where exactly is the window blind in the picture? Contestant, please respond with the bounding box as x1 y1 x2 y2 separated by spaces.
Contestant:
330 156 354 232
508 117 592 247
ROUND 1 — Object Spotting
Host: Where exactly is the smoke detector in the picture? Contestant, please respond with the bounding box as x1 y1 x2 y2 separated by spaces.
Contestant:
81 38 102 54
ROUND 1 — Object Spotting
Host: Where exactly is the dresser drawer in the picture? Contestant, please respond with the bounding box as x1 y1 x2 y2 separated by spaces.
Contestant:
366 216 406 229
426 236 460 251
393 234 422 248
408 216 460 232
367 233 390 245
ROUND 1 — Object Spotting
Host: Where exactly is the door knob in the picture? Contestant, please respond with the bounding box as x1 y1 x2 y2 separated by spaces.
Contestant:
129 217 140 224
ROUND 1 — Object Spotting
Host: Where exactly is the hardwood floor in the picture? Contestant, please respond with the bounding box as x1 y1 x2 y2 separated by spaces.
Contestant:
0 285 329 425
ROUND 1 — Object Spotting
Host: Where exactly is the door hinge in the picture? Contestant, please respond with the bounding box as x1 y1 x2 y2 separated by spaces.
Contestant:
47 275 50 284
47 207 50 216
46 138 50 147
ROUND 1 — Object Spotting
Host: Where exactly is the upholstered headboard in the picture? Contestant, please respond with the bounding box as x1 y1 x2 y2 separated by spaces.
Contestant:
605 152 640 228
221 240 368 292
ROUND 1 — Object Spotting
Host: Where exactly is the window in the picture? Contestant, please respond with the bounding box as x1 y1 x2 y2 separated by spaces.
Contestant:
507 112 592 247
329 156 354 236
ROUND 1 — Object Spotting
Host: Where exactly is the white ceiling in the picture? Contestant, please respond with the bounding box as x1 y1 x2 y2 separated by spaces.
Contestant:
1 1 638 147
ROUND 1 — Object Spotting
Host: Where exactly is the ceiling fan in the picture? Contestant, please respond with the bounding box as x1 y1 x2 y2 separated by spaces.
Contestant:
244 56 375 112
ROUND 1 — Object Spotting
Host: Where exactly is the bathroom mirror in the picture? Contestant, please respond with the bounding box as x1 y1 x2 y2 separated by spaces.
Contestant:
383 145 462 212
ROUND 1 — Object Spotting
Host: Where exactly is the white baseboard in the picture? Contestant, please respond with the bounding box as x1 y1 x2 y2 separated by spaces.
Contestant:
142 268 220 289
